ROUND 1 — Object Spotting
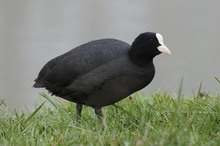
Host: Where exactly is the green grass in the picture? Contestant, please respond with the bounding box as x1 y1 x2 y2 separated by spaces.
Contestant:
1 92 220 146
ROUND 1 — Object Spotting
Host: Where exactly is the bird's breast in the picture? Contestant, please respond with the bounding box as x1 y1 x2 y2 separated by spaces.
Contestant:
83 64 155 107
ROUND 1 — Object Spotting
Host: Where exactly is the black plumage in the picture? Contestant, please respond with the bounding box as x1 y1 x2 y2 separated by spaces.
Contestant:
33 32 171 126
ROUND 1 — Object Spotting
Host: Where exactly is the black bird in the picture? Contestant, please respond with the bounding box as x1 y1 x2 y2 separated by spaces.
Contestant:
33 32 171 126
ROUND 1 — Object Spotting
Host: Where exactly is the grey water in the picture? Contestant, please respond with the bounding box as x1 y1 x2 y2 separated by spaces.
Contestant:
0 1 219 110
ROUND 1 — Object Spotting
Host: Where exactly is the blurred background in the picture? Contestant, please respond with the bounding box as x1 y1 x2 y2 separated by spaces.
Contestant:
0 0 219 110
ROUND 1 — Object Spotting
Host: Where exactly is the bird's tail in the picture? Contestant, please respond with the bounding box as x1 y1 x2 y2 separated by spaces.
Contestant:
33 82 44 88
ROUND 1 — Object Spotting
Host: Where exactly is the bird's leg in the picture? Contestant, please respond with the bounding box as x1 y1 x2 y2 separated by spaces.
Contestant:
94 107 107 128
76 103 83 124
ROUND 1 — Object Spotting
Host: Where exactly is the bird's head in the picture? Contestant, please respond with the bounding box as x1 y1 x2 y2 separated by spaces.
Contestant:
130 32 171 66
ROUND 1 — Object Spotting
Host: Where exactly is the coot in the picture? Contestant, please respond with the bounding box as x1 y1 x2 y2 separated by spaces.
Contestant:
33 32 171 126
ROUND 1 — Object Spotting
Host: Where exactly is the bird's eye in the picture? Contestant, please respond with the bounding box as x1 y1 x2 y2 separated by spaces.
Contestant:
150 39 154 42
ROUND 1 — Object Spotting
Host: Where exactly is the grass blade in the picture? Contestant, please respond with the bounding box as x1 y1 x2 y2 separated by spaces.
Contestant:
40 92 58 108
177 78 184 100
39 92 75 122
215 76 220 84
0 99 7 107
112 104 132 117
24 101 46 124
196 82 203 98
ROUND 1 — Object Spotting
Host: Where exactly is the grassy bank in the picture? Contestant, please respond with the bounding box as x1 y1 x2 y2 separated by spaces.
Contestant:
1 92 220 146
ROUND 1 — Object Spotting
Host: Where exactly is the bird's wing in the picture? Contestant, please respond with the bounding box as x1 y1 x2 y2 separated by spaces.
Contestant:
34 39 130 90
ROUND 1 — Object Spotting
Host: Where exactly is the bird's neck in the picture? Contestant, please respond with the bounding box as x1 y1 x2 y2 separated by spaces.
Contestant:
129 46 154 67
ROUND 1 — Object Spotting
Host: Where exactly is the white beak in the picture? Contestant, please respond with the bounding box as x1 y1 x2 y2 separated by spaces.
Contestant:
157 44 172 55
